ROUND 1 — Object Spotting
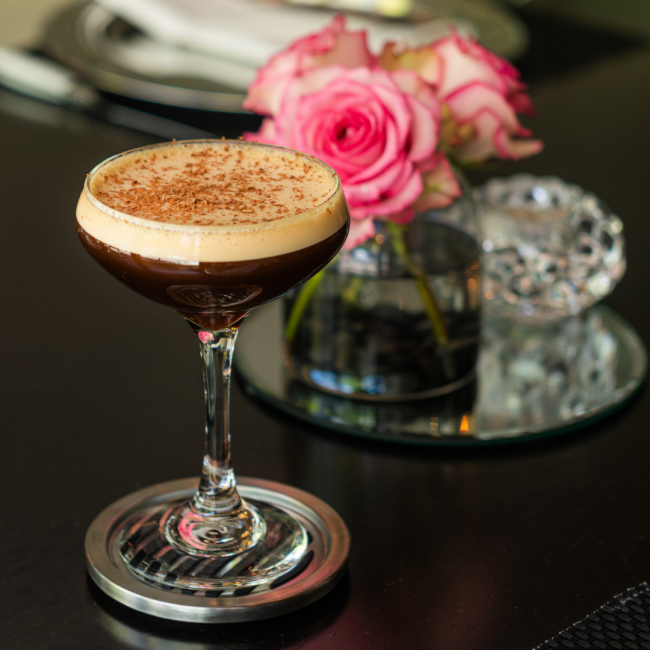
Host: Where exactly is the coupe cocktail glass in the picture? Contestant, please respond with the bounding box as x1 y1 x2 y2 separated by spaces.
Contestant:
77 140 349 592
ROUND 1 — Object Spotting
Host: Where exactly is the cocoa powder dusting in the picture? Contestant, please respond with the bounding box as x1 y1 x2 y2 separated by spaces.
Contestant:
92 143 334 227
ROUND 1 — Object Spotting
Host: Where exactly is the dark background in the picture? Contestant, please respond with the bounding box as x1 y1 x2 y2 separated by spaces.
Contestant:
2 1 650 648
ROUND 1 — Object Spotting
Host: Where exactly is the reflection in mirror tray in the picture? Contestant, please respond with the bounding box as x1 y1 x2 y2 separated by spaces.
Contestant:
235 302 646 446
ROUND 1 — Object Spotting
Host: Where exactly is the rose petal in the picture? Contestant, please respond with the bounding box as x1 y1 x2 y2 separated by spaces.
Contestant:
378 42 441 85
403 93 438 162
390 68 439 111
243 15 374 116
281 65 346 105
413 154 461 210
242 118 276 144
363 162 423 216
343 215 376 249
445 82 518 132
344 159 404 204
508 89 536 117
434 36 507 98
494 126 544 159
389 69 440 161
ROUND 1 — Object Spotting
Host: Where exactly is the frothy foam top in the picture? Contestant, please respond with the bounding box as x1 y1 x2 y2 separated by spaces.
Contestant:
77 140 348 263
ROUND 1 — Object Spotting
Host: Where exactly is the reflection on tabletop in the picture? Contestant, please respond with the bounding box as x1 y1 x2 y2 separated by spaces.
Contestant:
90 575 349 650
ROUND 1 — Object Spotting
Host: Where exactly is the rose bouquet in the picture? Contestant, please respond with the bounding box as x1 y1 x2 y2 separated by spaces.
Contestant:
244 15 542 248
243 17 542 398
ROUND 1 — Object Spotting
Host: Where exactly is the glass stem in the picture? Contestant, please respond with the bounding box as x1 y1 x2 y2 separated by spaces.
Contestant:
191 324 241 517
164 320 265 557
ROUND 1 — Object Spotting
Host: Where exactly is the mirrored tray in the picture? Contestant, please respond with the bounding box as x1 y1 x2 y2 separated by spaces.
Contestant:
235 303 646 446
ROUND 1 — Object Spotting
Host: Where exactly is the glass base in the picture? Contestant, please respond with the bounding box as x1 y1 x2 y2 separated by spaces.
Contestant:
118 496 308 591
164 498 267 558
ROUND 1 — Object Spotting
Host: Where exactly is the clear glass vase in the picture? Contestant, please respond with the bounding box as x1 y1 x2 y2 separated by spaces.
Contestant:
283 173 481 401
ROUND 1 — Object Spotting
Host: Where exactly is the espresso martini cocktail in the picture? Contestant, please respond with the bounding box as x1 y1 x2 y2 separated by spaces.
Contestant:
77 140 348 329
78 140 350 618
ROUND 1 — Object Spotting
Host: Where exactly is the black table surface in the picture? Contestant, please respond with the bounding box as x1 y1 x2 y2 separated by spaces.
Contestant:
3 3 650 649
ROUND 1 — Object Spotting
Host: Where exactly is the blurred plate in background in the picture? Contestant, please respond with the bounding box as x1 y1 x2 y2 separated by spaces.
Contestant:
42 0 528 113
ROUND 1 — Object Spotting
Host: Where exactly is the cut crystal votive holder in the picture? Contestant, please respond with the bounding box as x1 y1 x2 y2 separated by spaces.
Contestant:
476 174 626 325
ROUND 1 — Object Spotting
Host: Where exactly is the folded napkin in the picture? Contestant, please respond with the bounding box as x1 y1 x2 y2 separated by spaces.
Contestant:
96 0 471 70
536 583 650 649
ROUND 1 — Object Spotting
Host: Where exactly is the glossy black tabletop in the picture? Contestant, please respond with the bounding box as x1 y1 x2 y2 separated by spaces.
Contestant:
3 3 650 649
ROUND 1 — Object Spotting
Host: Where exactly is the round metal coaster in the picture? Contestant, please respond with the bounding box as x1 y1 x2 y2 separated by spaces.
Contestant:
85 477 350 623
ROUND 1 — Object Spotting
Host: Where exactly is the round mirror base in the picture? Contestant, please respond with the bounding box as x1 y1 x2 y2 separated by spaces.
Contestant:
235 303 647 446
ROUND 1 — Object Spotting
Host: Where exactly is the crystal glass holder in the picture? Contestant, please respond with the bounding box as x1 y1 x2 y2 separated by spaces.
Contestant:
477 174 626 324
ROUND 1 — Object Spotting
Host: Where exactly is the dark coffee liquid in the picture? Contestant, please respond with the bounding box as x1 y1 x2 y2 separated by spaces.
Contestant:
78 223 348 330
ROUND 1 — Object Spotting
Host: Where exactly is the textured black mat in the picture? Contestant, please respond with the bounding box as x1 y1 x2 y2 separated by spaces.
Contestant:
536 583 650 650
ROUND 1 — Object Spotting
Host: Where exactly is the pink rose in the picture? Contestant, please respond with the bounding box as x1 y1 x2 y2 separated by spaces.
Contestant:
243 15 374 117
433 35 542 162
380 34 542 163
244 19 541 249
248 65 441 224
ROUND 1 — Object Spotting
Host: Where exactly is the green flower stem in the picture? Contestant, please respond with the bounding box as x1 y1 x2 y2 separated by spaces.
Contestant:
342 276 364 305
385 222 449 347
284 270 325 343
284 223 450 353
415 277 449 346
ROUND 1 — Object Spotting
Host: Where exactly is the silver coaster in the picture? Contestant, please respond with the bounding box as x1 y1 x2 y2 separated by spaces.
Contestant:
85 477 350 622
